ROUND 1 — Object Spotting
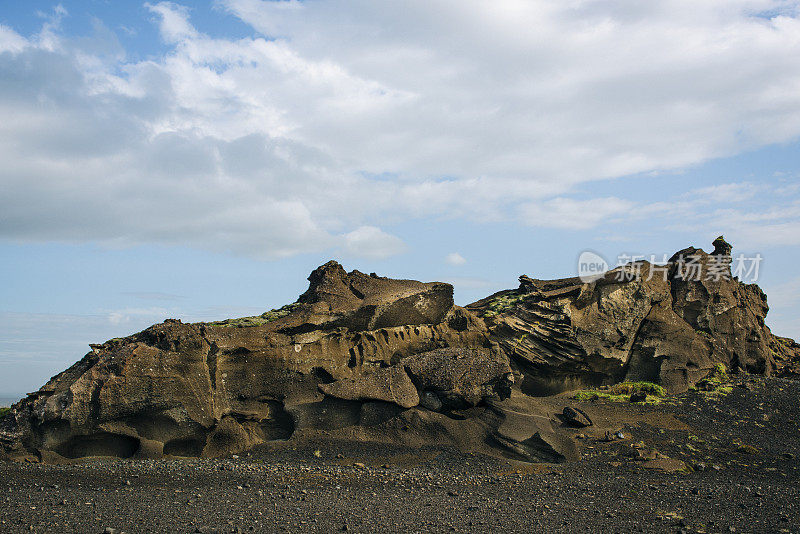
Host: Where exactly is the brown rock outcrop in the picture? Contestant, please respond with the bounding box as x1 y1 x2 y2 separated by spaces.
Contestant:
318 346 514 411
468 237 795 393
1 238 797 463
296 260 455 330
319 366 420 408
402 347 513 408
0 262 492 461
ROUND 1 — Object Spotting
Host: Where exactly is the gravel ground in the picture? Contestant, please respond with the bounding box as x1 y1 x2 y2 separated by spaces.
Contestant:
1 376 799 533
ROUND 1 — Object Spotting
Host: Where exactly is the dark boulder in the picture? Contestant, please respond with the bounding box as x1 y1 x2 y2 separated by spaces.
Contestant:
562 406 593 427
402 346 514 408
419 391 443 412
318 366 420 408
319 346 514 411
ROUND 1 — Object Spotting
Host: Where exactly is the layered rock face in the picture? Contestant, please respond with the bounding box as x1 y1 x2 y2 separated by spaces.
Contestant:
1 239 797 463
0 262 496 461
468 238 797 394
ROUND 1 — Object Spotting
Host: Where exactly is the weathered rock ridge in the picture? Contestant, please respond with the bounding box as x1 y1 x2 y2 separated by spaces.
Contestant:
1 239 798 463
0 262 496 462
468 238 798 395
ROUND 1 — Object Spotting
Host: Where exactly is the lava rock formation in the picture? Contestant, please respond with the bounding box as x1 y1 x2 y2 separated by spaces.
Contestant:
1 238 798 463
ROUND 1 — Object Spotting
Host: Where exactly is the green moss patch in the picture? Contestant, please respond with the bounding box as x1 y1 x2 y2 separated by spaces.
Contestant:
607 381 666 397
572 391 629 402
572 381 666 404
0 407 10 418
483 293 527 317
695 363 732 396
207 303 301 328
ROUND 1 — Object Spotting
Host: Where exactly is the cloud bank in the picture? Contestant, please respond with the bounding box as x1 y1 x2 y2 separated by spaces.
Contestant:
2 1 800 258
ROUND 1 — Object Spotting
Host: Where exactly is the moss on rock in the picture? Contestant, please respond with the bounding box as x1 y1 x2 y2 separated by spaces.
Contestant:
207 303 301 328
572 381 666 404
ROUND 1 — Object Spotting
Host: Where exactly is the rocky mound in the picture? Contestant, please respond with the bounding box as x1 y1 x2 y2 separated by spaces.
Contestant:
1 238 797 463
469 237 799 394
0 262 497 462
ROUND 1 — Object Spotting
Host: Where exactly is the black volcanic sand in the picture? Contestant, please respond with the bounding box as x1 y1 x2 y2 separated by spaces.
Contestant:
2 377 799 533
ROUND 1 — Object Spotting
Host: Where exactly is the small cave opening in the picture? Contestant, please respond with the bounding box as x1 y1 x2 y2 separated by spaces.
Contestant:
163 437 205 457
55 433 140 459
261 401 296 440
311 367 335 384
519 374 597 397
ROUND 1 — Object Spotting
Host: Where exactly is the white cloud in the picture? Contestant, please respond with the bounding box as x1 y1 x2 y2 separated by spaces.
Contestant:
0 25 27 53
220 0 800 181
107 307 173 325
652 187 800 249
1 2 800 255
725 220 800 247
342 226 407 259
145 2 199 44
521 197 633 229
445 252 467 266
686 182 762 203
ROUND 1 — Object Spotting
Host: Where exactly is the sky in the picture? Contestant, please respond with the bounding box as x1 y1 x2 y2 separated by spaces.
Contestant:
1 0 800 396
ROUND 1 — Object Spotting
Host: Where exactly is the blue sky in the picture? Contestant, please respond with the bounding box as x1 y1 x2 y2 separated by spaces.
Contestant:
1 0 800 396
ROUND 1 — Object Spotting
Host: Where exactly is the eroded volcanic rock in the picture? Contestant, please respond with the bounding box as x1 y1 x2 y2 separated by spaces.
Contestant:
319 346 514 411
0 262 492 462
468 237 799 393
402 347 513 408
319 365 421 408
1 239 798 463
